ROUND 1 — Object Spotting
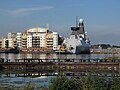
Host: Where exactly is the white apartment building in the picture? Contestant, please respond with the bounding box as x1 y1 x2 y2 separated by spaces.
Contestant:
7 32 17 48
1 38 6 48
27 34 32 48
0 27 59 51
16 33 22 49
46 32 58 50
53 32 58 50
8 38 13 48
27 27 47 48
22 33 27 48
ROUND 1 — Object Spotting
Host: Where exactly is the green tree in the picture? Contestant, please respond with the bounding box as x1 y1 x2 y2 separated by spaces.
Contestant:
23 83 34 90
110 77 120 90
48 76 120 90
49 76 82 90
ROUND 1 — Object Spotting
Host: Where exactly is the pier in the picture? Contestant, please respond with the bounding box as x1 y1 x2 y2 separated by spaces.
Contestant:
0 58 120 71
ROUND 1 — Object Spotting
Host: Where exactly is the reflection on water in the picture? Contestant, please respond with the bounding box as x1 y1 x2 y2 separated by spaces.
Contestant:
0 71 54 88
0 53 117 60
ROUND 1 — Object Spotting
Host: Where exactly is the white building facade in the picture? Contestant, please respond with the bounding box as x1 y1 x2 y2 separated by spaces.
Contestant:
27 27 47 48
16 33 22 49
53 32 58 50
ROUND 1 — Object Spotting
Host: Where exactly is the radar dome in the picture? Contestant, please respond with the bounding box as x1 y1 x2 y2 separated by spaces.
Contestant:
79 19 84 23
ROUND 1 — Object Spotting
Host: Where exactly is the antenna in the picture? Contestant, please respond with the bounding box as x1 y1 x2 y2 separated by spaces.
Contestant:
47 24 49 30
76 16 78 27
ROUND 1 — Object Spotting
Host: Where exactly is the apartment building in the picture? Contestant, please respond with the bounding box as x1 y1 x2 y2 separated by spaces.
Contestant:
53 32 58 50
22 33 27 48
7 32 17 48
0 26 59 51
46 32 58 50
32 34 40 48
27 27 47 48
1 38 7 48
16 33 22 49
46 32 53 49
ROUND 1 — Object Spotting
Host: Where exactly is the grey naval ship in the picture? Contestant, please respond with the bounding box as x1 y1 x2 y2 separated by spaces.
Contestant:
62 18 91 54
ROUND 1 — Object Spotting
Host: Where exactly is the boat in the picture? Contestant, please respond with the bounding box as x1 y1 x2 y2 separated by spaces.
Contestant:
62 18 91 54
0 48 19 53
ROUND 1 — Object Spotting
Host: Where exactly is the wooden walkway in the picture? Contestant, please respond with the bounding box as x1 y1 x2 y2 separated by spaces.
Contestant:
0 58 120 71
1 58 119 63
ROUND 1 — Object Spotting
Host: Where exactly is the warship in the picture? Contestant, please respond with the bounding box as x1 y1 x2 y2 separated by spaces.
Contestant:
62 18 91 54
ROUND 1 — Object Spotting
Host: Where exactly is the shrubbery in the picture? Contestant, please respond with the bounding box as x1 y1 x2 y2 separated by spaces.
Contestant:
48 76 120 90
0 76 120 90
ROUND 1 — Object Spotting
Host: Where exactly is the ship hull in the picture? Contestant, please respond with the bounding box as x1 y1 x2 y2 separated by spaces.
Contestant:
0 48 19 53
75 45 90 54
55 51 73 54
55 45 90 54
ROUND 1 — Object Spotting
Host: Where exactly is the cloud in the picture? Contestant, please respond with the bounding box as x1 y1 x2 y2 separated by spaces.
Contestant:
0 6 54 16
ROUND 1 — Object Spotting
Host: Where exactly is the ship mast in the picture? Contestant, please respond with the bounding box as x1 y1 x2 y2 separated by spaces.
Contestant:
76 16 79 27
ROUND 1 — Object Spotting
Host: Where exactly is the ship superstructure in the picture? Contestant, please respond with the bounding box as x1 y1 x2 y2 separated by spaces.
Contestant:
63 18 90 54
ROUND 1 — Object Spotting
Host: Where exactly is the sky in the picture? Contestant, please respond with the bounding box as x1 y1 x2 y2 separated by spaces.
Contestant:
0 0 120 45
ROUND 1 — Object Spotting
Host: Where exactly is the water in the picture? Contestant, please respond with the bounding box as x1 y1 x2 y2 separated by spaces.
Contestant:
0 53 117 60
0 72 54 88
0 53 119 88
